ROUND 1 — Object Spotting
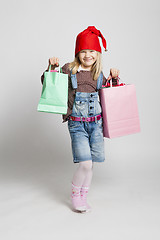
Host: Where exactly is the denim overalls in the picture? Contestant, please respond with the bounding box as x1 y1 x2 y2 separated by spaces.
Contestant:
68 70 105 163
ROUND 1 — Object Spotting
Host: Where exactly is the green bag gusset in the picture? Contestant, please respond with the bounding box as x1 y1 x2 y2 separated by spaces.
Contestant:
37 66 68 114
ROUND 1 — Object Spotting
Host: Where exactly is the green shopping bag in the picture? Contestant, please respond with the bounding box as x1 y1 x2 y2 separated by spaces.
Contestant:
37 65 68 114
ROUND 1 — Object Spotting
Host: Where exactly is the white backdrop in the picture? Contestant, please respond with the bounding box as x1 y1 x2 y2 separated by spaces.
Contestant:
0 0 160 239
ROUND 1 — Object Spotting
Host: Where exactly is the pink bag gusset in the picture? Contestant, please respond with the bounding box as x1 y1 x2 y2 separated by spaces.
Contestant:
99 82 140 138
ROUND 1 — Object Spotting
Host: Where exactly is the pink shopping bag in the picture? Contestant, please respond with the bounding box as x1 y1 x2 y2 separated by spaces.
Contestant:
99 83 140 138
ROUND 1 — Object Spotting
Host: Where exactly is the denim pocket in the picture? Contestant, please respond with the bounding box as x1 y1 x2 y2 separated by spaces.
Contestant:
72 100 88 116
75 100 87 109
68 120 81 130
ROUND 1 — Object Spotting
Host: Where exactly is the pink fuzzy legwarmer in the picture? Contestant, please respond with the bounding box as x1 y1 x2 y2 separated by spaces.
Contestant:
80 186 91 211
71 183 86 212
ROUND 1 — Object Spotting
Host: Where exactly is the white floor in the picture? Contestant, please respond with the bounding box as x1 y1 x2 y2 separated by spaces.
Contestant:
0 153 160 240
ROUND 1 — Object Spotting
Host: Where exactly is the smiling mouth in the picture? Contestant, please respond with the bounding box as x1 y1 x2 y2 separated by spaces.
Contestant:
83 58 93 61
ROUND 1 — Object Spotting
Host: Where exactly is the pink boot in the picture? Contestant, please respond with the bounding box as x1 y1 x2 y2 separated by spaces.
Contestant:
71 183 86 212
80 186 91 212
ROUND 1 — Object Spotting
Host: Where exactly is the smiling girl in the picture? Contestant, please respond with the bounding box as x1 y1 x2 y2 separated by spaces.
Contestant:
41 26 120 213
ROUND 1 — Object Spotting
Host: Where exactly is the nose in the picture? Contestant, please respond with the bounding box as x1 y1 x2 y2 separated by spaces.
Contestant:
85 51 91 57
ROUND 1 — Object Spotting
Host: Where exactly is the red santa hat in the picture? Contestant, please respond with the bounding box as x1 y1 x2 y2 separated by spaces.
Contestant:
75 26 107 56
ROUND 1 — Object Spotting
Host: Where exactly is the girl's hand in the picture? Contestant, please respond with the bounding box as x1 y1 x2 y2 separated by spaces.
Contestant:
47 57 59 70
107 68 120 81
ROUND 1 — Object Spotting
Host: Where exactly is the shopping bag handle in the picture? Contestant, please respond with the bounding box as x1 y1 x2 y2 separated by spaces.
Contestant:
48 65 63 84
48 65 62 73
110 77 121 87
110 79 112 87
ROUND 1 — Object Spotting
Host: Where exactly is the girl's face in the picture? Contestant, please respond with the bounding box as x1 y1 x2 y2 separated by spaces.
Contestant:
78 50 98 70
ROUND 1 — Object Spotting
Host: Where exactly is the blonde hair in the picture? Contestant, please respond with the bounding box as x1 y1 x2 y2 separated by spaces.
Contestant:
68 51 102 80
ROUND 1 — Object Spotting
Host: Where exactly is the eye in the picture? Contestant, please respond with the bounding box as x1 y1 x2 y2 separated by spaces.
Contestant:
90 50 95 53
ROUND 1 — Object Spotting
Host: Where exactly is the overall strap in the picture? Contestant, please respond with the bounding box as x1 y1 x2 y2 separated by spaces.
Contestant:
96 72 103 90
70 69 77 89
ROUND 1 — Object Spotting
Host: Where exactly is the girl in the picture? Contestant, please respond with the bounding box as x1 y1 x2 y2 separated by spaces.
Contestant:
41 26 120 213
